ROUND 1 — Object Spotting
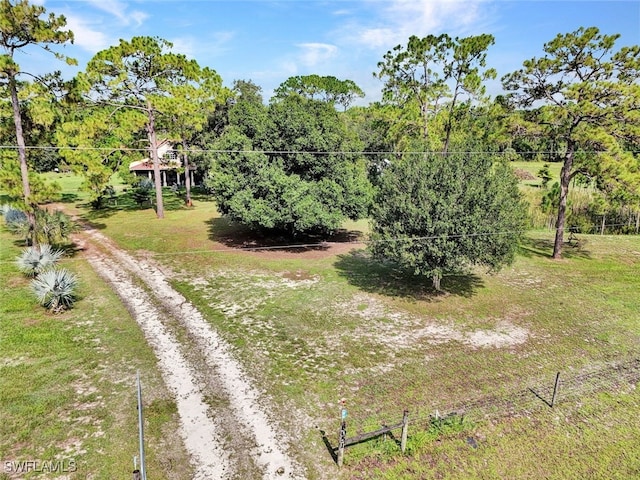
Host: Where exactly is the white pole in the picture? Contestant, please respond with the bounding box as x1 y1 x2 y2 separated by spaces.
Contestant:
137 371 147 480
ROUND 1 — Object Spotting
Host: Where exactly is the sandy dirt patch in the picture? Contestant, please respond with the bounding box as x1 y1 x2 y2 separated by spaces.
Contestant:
75 227 305 479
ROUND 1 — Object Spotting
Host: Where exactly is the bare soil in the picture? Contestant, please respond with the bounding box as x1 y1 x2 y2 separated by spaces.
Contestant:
72 224 307 480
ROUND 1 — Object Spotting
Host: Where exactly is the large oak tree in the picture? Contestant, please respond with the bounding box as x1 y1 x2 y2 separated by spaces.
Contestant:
370 150 528 291
206 92 373 236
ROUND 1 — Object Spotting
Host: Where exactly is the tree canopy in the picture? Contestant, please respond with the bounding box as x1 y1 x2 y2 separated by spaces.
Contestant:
273 75 365 110
502 26 640 258
370 149 528 291
206 94 373 236
1 0 74 243
375 33 496 153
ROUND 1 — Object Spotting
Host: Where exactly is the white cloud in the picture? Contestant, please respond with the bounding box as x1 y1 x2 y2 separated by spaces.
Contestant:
64 13 111 53
295 43 338 67
279 60 299 76
344 0 492 50
130 10 149 27
84 0 148 27
357 27 398 49
169 31 235 60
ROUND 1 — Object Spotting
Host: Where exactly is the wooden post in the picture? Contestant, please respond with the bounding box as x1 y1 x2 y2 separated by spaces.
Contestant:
551 372 561 407
337 403 347 467
400 410 409 454
132 470 141 480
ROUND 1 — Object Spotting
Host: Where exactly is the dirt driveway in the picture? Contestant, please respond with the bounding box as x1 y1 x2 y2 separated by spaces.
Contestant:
74 224 307 479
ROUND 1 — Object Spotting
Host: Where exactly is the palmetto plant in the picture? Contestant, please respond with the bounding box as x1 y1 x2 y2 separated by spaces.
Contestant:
16 244 64 277
33 208 78 246
3 206 77 246
31 268 78 313
2 206 29 234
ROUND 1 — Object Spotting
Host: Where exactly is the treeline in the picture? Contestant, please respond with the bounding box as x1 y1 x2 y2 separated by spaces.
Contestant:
1 1 639 281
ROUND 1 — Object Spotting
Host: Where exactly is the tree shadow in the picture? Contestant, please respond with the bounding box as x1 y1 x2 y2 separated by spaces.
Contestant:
527 387 553 408
206 217 364 254
59 193 79 203
333 249 483 300
75 214 108 231
518 236 591 259
72 189 195 221
59 240 87 259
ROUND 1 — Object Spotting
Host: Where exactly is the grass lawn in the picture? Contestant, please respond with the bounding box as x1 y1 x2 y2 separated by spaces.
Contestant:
510 160 562 188
50 183 640 479
3 174 640 479
0 228 191 479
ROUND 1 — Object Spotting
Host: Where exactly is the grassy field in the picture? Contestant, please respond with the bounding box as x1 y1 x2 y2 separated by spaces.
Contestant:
2 172 640 478
510 160 562 187
0 222 191 478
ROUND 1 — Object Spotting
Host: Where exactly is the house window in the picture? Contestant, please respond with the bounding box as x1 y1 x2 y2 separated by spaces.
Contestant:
163 150 177 161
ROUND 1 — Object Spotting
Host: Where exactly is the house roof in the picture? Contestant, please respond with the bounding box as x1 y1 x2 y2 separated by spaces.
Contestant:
129 159 182 172
128 140 196 172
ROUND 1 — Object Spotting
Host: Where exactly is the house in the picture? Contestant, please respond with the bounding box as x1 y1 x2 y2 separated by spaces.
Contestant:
129 140 199 187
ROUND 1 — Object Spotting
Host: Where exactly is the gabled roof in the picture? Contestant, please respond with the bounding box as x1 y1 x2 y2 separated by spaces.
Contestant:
129 140 195 172
129 159 182 172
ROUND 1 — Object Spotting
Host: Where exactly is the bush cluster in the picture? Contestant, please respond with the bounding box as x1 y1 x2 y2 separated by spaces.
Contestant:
2 205 78 313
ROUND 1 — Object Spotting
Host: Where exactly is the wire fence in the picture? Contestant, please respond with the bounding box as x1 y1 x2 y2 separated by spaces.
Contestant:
329 355 640 450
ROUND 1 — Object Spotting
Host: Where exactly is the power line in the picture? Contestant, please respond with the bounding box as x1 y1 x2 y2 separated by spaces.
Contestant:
0 145 637 155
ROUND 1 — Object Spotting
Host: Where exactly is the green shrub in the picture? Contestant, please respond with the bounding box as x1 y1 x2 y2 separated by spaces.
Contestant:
3 207 77 246
2 206 28 228
132 178 154 206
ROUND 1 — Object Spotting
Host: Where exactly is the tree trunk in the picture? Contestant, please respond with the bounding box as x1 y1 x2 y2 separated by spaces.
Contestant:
442 87 460 155
432 271 442 292
147 104 164 219
552 141 575 259
9 73 37 246
421 102 429 141
182 139 193 207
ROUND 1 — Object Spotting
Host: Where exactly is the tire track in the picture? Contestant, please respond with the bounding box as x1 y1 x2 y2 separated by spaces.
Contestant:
84 251 231 479
79 228 303 479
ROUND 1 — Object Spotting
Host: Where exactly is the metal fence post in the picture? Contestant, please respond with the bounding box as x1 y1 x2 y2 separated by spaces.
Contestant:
551 372 561 407
137 371 147 480
337 403 347 467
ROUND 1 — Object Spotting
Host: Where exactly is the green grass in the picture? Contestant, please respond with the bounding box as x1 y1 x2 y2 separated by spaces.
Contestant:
40 171 129 204
510 160 562 188
358 388 640 479
3 174 640 479
0 228 191 479
56 181 640 479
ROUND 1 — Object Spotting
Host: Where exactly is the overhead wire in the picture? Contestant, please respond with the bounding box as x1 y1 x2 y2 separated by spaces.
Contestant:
0 145 638 155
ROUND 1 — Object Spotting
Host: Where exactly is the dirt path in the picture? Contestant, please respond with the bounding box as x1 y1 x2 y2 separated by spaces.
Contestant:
75 226 304 479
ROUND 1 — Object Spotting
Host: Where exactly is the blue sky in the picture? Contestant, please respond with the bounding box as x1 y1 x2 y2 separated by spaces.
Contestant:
20 1 640 104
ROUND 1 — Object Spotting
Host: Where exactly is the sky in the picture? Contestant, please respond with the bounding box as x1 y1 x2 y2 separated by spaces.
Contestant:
16 0 640 104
